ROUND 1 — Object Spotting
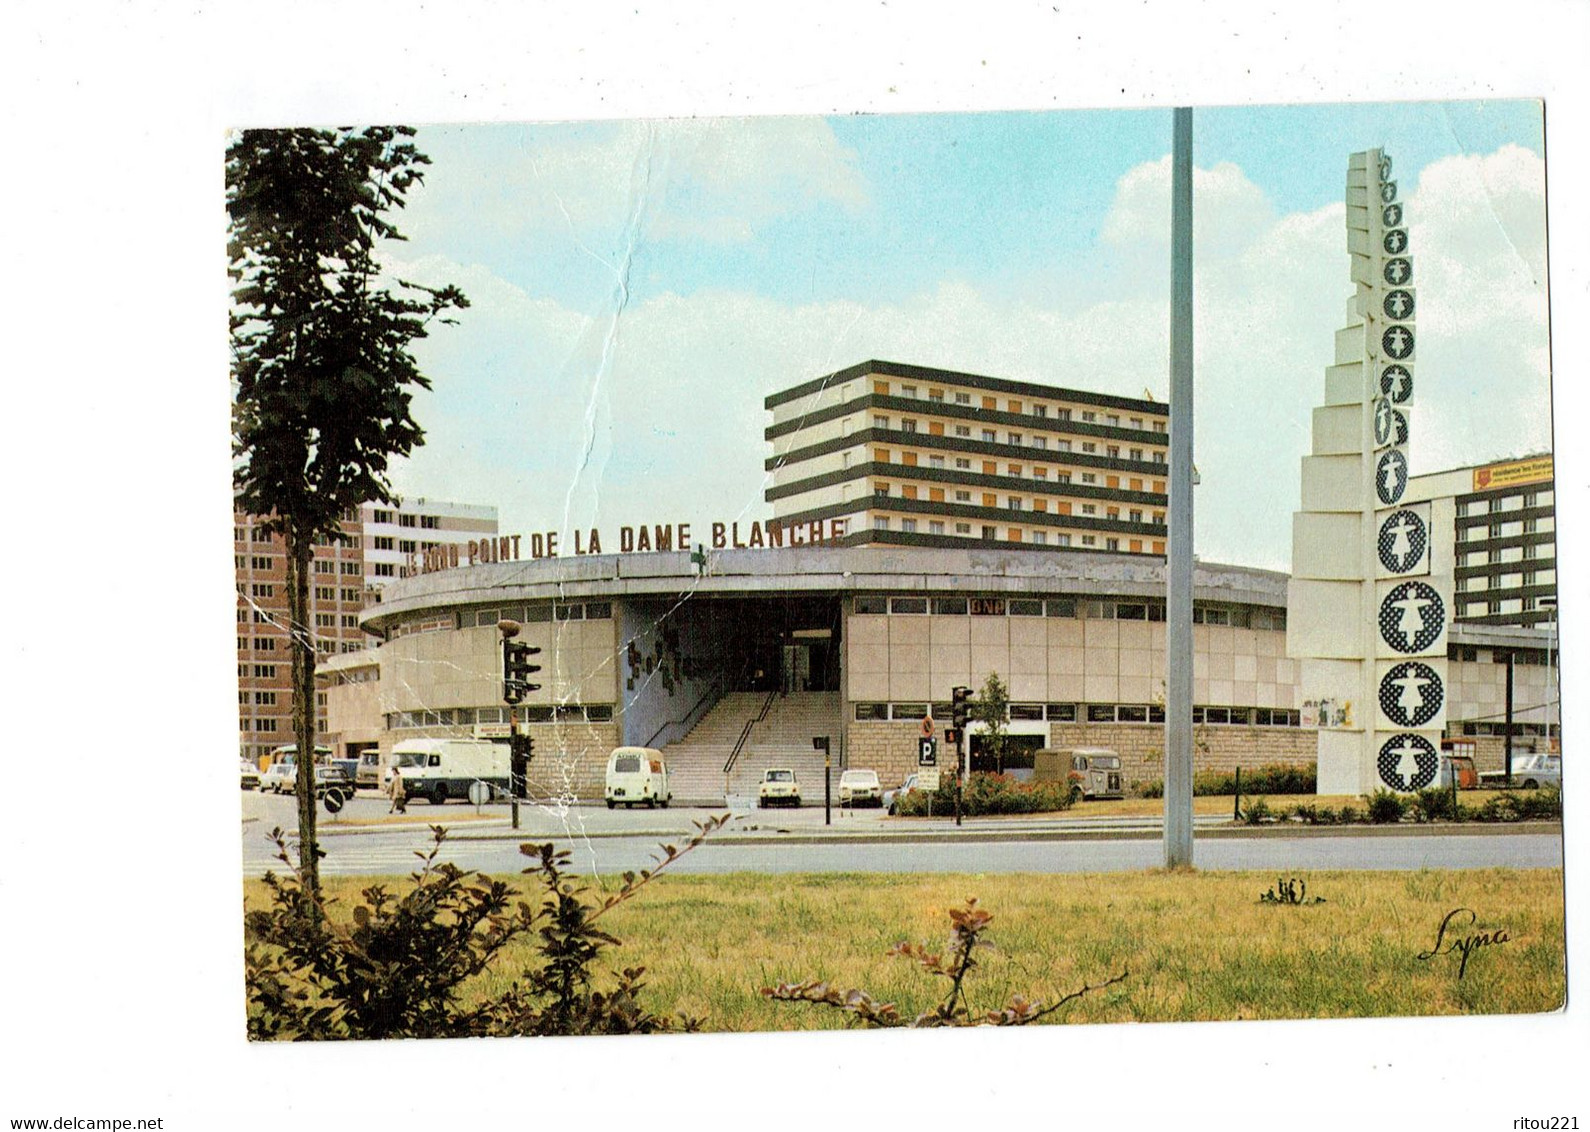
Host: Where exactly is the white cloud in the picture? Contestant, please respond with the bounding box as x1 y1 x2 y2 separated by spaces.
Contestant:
1101 156 1276 261
411 117 869 252
388 146 1549 575
1394 145 1552 477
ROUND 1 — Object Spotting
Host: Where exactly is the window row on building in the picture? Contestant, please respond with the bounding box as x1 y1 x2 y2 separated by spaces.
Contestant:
867 378 1167 432
853 700 1301 726
867 515 1166 552
1447 644 1555 665
853 595 1286 629
866 425 1167 466
383 703 614 729
237 634 366 656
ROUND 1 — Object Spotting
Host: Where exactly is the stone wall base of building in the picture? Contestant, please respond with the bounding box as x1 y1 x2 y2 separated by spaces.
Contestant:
845 721 1320 792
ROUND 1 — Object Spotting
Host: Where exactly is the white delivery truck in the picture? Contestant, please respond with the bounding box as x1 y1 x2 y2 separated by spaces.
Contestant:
388 738 511 806
604 747 671 809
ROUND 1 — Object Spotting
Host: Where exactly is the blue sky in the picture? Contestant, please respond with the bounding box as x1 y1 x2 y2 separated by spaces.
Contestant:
382 100 1550 569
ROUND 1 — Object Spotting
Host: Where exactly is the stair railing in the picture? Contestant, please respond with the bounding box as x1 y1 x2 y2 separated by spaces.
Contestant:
643 673 728 749
723 689 777 775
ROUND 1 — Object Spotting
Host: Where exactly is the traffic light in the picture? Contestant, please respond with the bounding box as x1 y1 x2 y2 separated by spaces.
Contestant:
502 639 542 704
943 727 960 746
951 686 970 730
509 733 534 798
951 685 971 731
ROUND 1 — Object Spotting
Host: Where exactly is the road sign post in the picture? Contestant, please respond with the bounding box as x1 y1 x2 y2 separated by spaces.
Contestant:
814 736 831 826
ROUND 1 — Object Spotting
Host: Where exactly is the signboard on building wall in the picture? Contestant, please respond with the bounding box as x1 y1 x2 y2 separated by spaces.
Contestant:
1473 456 1553 491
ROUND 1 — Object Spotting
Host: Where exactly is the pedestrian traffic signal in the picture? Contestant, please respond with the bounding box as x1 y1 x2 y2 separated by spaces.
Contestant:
951 685 971 730
503 640 543 704
943 727 960 746
510 732 534 798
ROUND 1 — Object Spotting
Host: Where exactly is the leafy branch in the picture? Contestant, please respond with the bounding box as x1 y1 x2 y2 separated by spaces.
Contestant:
762 897 1129 1027
245 815 730 1040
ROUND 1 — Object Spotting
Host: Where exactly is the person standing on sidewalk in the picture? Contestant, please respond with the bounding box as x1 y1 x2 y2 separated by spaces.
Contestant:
388 768 407 814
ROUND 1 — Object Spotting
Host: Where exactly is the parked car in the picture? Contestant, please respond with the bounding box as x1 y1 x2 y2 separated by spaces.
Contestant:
757 768 802 808
883 773 920 815
839 768 882 807
260 758 296 794
284 765 354 798
1480 753 1561 791
240 758 260 791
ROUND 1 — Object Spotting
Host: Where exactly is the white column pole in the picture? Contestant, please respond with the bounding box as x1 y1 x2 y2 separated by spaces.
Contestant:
1165 106 1196 869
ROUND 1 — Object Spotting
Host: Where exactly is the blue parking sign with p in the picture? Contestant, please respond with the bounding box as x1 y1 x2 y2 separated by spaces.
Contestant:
919 738 937 766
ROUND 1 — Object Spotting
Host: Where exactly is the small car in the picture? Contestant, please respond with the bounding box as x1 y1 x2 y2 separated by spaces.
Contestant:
260 758 296 794
240 758 261 791
838 768 882 807
757 768 801 808
1475 756 1564 791
284 765 354 798
883 773 920 815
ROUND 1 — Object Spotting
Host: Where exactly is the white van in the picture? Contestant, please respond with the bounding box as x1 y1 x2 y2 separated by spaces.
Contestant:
605 747 671 809
388 738 510 806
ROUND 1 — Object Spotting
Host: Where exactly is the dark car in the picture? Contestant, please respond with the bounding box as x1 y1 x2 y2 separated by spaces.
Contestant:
284 765 355 798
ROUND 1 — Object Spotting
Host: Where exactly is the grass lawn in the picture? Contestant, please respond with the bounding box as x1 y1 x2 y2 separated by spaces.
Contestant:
248 866 1566 1031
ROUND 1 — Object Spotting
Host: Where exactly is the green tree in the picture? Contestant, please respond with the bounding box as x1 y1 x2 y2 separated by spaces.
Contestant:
971 671 1012 773
229 126 467 897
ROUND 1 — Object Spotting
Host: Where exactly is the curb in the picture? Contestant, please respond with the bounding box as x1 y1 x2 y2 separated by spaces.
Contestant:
327 818 1564 846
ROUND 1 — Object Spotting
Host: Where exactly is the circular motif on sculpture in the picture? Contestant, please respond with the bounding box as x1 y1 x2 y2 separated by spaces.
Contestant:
1377 509 1428 574
1378 662 1444 728
1376 449 1408 506
1383 324 1415 360
1378 580 1445 655
1380 364 1413 404
1378 733 1439 792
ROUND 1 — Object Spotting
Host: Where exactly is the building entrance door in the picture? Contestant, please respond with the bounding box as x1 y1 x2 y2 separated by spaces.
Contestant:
780 643 811 693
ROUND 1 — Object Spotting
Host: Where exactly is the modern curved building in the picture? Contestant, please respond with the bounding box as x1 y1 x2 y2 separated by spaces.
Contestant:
322 544 1313 801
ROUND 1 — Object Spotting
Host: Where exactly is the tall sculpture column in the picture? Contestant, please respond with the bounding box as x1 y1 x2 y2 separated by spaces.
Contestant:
1288 150 1452 795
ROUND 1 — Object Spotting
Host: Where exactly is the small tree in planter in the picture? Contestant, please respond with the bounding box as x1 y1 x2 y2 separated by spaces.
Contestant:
971 671 1012 773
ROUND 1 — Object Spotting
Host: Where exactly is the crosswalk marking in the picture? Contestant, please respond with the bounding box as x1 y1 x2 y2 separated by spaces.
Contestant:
244 837 485 878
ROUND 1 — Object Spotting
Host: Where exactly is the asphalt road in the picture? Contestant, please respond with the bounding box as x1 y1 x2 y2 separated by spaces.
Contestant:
240 789 1564 879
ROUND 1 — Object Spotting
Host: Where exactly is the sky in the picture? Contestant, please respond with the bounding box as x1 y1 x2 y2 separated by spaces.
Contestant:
378 100 1550 570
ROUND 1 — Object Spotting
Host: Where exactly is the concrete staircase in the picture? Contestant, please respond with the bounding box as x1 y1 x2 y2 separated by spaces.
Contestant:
662 690 842 805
